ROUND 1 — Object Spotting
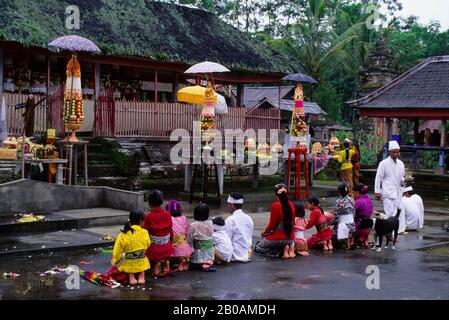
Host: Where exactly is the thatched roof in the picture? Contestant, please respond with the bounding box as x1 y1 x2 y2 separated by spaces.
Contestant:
0 0 296 75
347 56 449 109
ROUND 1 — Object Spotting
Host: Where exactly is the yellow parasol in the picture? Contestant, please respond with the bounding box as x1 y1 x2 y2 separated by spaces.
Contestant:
177 85 218 105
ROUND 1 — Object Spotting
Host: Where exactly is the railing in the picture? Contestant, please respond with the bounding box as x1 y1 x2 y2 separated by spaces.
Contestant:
4 93 48 136
2 92 281 139
244 108 281 136
94 97 279 139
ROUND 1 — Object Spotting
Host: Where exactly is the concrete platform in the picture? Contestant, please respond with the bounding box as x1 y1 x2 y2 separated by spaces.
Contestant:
0 208 129 235
0 229 115 258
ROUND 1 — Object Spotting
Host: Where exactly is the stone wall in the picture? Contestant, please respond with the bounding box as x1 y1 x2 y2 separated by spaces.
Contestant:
0 180 146 214
360 169 449 198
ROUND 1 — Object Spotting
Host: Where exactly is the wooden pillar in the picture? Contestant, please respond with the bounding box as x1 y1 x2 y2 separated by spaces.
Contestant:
441 118 447 148
46 56 51 96
413 119 419 145
94 63 101 98
278 84 281 110
386 118 392 142
154 70 158 105
84 143 88 187
0 49 3 93
236 84 244 108
172 71 178 103
391 118 399 136
154 70 158 131
438 118 447 174
46 55 52 127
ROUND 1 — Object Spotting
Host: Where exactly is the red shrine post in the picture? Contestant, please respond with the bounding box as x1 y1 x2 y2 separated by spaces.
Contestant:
287 145 310 200
286 82 311 200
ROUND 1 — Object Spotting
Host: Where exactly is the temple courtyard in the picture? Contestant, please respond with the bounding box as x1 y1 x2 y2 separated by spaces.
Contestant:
1 184 448 300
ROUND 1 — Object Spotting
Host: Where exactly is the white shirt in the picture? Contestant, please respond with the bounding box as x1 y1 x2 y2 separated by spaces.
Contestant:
212 226 233 262
411 194 424 228
375 157 405 199
402 196 420 230
225 209 254 262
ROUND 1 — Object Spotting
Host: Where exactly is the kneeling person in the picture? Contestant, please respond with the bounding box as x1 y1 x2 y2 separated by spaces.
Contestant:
225 193 254 262
212 217 233 264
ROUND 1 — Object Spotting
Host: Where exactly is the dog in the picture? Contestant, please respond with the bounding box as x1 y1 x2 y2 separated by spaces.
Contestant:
371 209 401 253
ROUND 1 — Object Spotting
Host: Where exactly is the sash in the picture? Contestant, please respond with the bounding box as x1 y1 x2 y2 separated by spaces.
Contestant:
172 234 187 247
125 250 146 260
316 221 331 232
150 234 170 245
193 239 213 250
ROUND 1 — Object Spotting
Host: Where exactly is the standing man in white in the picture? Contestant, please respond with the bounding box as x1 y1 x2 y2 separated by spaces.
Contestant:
375 141 406 233
225 193 254 263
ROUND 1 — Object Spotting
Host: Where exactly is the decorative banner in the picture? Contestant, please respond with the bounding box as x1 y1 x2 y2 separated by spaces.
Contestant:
290 83 308 149
200 82 216 141
64 55 84 142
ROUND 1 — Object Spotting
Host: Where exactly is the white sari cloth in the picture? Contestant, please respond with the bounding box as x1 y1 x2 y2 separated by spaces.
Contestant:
411 194 424 228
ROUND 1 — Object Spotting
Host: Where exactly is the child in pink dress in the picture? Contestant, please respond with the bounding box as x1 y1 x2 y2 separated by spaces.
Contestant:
167 200 193 271
293 201 309 256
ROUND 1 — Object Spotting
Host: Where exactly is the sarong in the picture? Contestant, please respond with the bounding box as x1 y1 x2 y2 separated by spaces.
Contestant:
340 168 353 197
353 163 360 186
354 229 371 244
254 238 293 258
191 239 215 264
307 228 333 249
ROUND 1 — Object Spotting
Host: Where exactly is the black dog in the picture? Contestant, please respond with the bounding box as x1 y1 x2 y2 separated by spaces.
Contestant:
372 209 401 252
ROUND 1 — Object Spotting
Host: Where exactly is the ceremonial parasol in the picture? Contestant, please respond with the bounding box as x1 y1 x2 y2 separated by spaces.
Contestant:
282 73 318 84
177 86 228 115
182 61 231 143
184 61 230 74
177 85 218 105
48 35 101 53
48 35 101 142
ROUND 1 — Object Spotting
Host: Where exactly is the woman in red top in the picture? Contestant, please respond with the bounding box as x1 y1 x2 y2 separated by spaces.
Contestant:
144 190 174 276
306 196 334 251
254 184 296 259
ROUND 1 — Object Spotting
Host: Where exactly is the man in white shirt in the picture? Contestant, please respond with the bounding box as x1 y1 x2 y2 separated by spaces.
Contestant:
225 193 254 262
375 141 406 233
402 186 424 230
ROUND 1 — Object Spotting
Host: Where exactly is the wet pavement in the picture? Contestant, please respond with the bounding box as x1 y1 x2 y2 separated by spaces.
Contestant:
1 224 449 300
1 185 448 300
1 239 449 300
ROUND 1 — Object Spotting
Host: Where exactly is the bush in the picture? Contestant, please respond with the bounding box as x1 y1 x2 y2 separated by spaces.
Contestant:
418 151 439 170
315 171 336 181
361 149 379 168
0 172 19 184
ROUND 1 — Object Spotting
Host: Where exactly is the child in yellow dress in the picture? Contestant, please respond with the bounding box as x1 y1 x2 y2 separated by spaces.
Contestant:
111 210 151 285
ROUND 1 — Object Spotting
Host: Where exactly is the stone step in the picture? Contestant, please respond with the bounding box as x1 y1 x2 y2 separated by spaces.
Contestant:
86 143 110 154
88 164 121 177
88 177 140 190
86 152 114 162
0 228 116 258
0 208 129 235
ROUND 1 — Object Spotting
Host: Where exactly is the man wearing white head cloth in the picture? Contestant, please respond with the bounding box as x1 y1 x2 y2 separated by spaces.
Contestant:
375 141 406 232
225 193 254 262
402 186 424 230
